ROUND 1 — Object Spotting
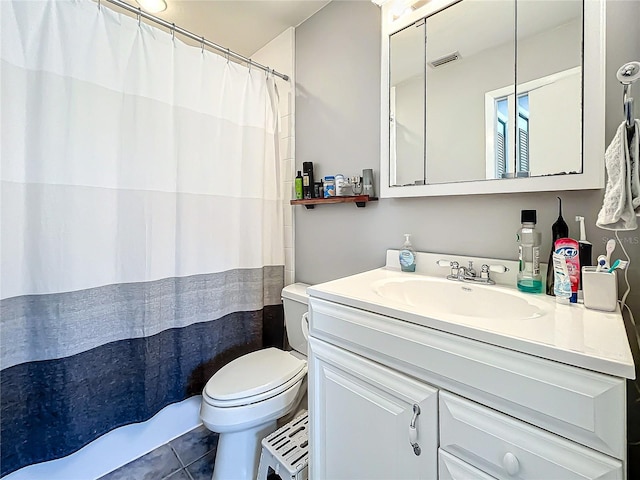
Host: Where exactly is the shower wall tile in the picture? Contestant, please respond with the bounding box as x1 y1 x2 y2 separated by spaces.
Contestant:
284 226 293 248
284 181 294 204
281 114 292 139
280 136 294 160
285 247 294 273
285 269 294 287
283 158 294 182
279 90 293 118
252 27 296 283
284 201 293 227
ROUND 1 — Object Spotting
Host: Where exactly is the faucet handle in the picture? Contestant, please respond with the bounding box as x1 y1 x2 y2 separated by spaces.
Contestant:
485 264 509 273
480 264 509 281
437 260 459 278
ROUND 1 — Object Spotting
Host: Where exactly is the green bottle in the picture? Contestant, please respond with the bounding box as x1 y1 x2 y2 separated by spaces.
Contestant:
295 171 303 199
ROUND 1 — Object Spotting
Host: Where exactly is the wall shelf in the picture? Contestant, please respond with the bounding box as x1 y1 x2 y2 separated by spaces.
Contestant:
290 195 378 209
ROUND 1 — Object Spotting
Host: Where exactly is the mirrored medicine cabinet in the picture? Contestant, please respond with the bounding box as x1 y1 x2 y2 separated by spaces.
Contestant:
379 0 606 198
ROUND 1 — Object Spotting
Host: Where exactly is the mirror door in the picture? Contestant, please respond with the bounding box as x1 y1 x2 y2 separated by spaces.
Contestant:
389 20 426 187
379 0 604 198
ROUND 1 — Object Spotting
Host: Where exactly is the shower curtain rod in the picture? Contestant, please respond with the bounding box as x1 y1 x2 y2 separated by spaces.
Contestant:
101 0 290 81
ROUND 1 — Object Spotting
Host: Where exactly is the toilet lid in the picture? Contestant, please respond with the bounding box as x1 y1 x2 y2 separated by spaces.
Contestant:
204 348 306 402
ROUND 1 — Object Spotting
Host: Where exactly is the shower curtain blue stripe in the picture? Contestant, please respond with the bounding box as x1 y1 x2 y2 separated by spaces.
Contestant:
1 267 285 370
0 269 285 477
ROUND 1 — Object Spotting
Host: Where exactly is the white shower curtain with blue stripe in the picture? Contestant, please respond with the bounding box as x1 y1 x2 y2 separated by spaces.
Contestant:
0 0 285 475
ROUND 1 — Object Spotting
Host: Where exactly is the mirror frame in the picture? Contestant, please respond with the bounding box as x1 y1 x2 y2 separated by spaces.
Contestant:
379 0 605 198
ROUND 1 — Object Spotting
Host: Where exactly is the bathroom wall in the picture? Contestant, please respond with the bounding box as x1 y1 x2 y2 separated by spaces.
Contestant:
294 0 640 317
252 27 296 286
295 0 640 472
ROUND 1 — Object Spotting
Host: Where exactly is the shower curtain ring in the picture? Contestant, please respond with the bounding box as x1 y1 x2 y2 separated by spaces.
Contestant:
226 48 230 64
97 0 101 10
248 59 252 72
137 8 141 26
201 36 205 54
171 23 175 40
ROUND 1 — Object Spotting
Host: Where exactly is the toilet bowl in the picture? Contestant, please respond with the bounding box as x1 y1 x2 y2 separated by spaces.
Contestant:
199 283 310 480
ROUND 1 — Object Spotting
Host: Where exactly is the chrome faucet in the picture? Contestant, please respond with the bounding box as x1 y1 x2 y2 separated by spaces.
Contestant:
437 260 508 285
464 261 476 279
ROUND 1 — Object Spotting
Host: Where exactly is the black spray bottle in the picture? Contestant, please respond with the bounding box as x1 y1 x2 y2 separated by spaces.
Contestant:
575 215 593 297
546 197 569 296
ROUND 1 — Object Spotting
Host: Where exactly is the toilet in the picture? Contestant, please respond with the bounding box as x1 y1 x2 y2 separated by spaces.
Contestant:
199 283 310 480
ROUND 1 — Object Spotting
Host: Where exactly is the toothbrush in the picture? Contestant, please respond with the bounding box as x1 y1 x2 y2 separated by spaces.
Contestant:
608 259 629 273
596 255 607 272
604 238 616 269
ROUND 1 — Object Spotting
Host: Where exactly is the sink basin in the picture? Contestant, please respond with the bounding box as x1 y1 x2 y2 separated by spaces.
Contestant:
372 276 547 321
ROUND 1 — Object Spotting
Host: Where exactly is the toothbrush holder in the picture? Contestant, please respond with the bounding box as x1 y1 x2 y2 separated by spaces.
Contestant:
581 266 618 312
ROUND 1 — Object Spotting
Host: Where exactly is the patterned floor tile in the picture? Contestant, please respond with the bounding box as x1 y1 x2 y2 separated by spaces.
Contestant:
162 468 192 480
170 425 218 466
99 444 183 480
185 450 215 480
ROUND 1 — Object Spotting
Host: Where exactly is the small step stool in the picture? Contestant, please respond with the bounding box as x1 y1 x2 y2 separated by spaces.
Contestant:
256 411 309 480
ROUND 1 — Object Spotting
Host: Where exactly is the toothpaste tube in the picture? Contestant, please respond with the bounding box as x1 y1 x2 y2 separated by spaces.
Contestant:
552 253 572 304
554 238 580 303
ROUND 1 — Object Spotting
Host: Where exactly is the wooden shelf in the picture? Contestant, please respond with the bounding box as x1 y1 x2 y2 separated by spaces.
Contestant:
290 195 378 209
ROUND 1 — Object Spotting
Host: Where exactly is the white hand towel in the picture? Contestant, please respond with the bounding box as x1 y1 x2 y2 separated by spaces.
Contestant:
596 119 639 231
630 120 640 211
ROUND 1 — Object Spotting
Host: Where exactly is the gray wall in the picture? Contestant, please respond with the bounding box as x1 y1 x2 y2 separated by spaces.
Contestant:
295 1 640 316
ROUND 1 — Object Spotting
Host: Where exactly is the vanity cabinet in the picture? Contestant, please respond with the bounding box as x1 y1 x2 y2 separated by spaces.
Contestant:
308 295 628 479
309 338 438 479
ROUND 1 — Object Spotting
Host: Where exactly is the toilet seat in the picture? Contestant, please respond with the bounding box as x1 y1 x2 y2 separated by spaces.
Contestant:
203 348 307 408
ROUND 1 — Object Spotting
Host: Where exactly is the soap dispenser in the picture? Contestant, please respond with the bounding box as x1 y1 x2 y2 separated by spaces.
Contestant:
399 234 417 272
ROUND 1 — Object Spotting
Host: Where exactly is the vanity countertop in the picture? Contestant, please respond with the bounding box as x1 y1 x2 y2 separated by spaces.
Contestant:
308 258 635 379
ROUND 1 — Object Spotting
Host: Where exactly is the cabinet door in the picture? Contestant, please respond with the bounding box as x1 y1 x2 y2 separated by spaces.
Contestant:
309 337 438 480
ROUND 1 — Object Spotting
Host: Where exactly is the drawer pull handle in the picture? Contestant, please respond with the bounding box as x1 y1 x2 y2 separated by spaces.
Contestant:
409 404 421 456
502 452 520 475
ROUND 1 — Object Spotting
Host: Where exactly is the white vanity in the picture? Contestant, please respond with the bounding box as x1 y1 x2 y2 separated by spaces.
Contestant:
307 251 635 479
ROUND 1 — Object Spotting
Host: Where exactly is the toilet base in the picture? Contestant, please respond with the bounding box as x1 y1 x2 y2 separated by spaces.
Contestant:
212 420 277 480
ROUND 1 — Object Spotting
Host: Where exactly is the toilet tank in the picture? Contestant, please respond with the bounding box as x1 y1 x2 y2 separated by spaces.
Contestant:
281 283 310 356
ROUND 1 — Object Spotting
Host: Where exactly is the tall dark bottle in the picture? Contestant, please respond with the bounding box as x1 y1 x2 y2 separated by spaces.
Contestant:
302 161 315 199
546 196 569 295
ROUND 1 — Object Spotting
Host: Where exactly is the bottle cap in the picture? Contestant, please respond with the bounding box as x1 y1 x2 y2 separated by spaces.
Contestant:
521 209 537 224
297 171 302 176
324 176 335 180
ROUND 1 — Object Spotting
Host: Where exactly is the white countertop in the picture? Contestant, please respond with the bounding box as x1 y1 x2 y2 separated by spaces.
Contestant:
307 252 635 379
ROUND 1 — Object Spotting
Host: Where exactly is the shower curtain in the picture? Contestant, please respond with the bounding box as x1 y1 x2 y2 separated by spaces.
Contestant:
0 0 285 476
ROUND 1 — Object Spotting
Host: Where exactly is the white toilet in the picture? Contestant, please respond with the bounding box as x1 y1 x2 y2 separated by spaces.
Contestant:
199 283 310 480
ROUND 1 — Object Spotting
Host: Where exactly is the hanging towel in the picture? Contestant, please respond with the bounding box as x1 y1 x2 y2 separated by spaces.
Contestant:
596 119 640 231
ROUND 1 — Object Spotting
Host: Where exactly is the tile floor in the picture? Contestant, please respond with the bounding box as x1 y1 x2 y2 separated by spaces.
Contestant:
98 425 218 480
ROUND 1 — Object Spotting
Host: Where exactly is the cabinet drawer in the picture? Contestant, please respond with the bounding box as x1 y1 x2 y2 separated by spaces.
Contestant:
439 449 496 480
439 392 622 480
309 298 626 458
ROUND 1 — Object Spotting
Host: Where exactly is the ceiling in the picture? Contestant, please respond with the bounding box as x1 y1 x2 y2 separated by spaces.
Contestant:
109 0 331 58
